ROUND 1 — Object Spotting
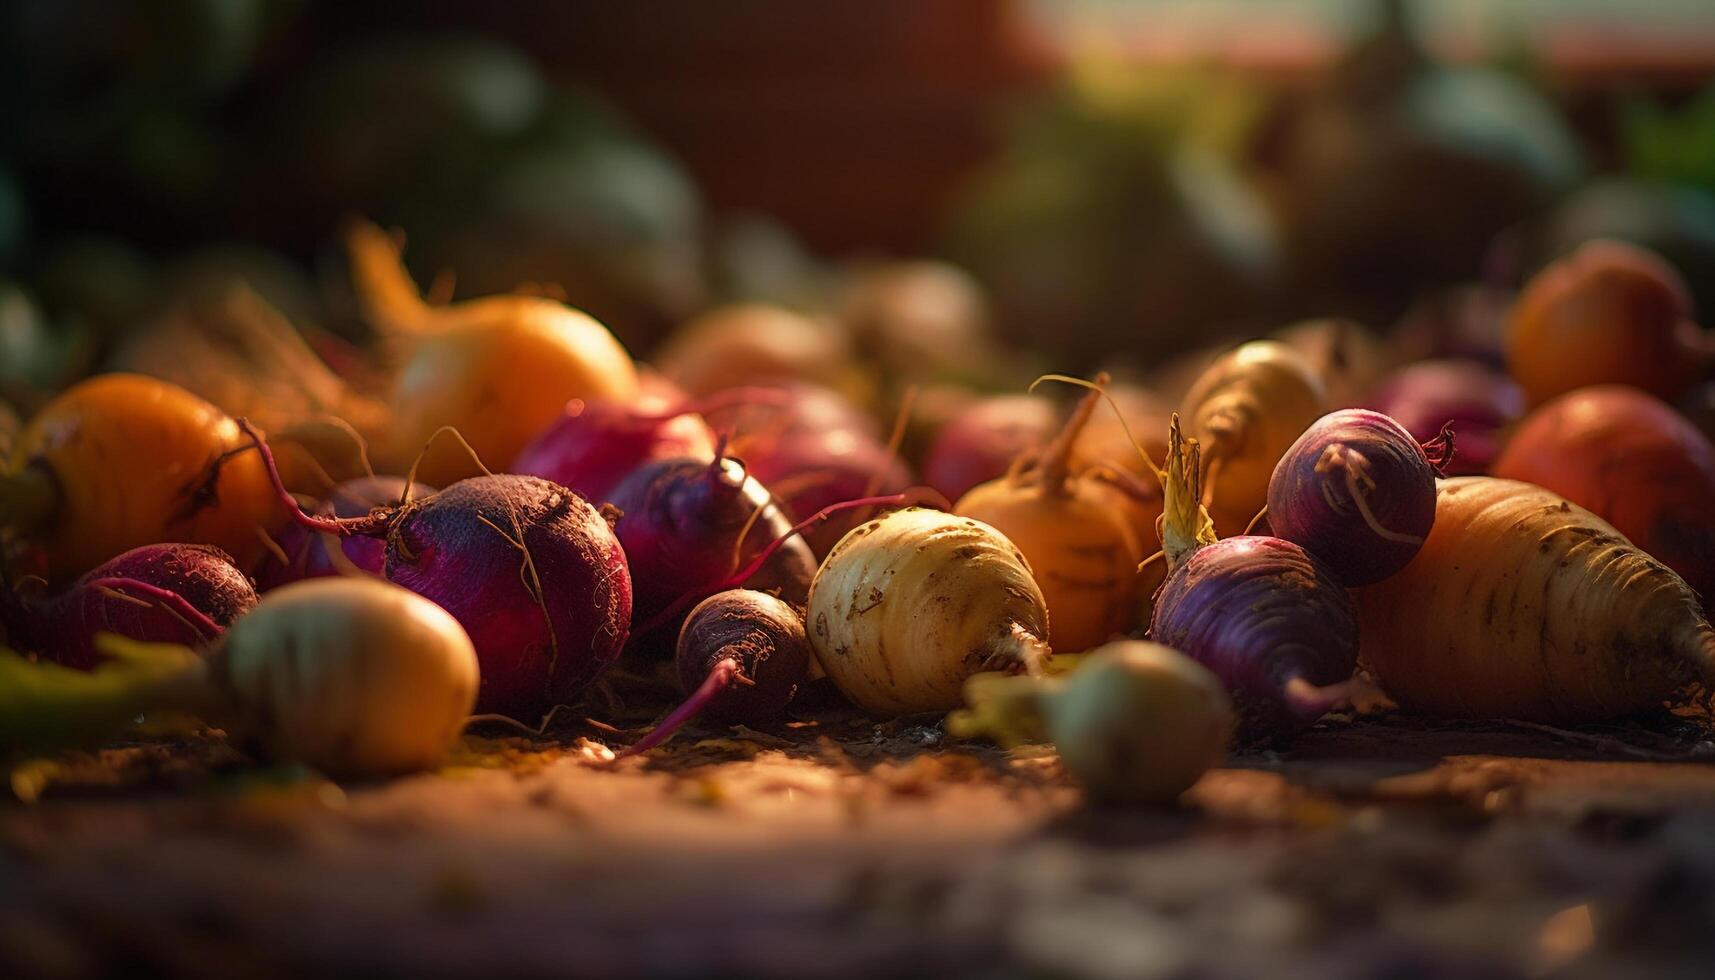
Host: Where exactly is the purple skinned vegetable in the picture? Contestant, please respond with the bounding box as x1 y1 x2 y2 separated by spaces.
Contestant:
2 543 256 669
1149 417 1358 740
1368 359 1525 475
617 589 810 757
255 476 433 590
1266 409 1448 586
243 422 632 721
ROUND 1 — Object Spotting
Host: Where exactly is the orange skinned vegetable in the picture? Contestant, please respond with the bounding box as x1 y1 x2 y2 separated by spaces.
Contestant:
1493 385 1715 603
1354 477 1715 723
955 377 1148 654
1 374 281 580
346 221 639 485
1506 239 1711 406
1179 340 1327 536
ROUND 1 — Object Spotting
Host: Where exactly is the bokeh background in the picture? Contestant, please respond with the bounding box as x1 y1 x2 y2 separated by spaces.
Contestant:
4 0 1715 389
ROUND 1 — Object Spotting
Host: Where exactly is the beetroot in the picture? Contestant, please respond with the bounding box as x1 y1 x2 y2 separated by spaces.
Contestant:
2 544 256 669
1368 359 1525 475
923 394 1059 502
512 396 718 504
608 454 817 652
246 423 632 720
618 589 810 757
738 431 915 557
1266 409 1444 586
256 476 431 590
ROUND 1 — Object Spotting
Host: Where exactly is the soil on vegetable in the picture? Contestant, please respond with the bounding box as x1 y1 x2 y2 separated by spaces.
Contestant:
5 703 1715 979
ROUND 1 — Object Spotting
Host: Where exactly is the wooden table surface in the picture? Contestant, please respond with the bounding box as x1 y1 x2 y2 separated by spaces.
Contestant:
5 711 1715 979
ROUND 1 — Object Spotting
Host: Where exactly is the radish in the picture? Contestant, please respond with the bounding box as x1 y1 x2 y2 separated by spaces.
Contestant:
255 476 432 590
923 394 1058 502
617 589 810 757
950 640 1233 804
1 374 282 579
1493 385 1715 603
2 544 256 670
1149 418 1358 738
246 423 630 720
1355 477 1715 723
1180 340 1327 536
1266 409 1445 586
1 578 478 776
1368 359 1525 476
808 507 1051 716
954 383 1148 653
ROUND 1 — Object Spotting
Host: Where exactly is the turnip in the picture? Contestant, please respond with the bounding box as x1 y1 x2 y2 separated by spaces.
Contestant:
954 382 1149 653
1368 359 1525 476
1 578 479 777
1179 340 1327 536
1266 409 1445 586
1355 477 1715 723
2 543 256 670
255 476 432 590
950 640 1233 804
808 507 1051 716
1149 418 1359 738
1 375 283 579
246 423 631 720
617 589 810 757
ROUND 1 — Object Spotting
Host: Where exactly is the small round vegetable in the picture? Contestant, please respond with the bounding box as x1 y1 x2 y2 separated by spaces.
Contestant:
955 384 1147 653
346 221 640 486
654 303 853 397
1355 477 1715 723
512 395 717 504
1492 386 1715 602
924 394 1058 503
1 374 281 579
618 590 810 757
249 426 631 720
1507 239 1710 405
1150 419 1358 737
255 476 433 590
1044 642 1232 804
1266 409 1441 586
808 507 1051 716
2 544 256 669
0 578 478 777
1368 359 1525 475
608 453 817 651
1180 340 1327 536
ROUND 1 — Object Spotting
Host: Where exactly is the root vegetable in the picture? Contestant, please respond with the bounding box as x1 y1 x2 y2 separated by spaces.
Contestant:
807 507 1051 716
512 395 717 504
1 374 281 579
954 382 1147 653
1354 477 1715 723
1493 386 1715 602
1 578 478 776
1180 340 1327 536
618 590 810 756
1266 409 1443 586
1368 359 1525 475
1150 418 1358 738
2 544 256 669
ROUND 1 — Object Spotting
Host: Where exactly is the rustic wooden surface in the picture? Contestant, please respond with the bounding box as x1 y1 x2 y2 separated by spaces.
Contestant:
5 709 1715 979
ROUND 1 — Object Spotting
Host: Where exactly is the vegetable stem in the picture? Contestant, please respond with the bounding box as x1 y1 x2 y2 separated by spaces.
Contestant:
1161 415 1218 569
991 622 1052 678
0 466 59 536
616 656 744 758
1036 374 1107 496
240 419 396 539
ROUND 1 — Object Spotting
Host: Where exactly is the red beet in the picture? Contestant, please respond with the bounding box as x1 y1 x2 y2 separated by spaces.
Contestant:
512 396 718 504
246 423 632 720
923 394 1059 502
1266 409 1443 586
618 589 810 757
255 476 432 590
1368 359 1525 475
2 543 256 669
